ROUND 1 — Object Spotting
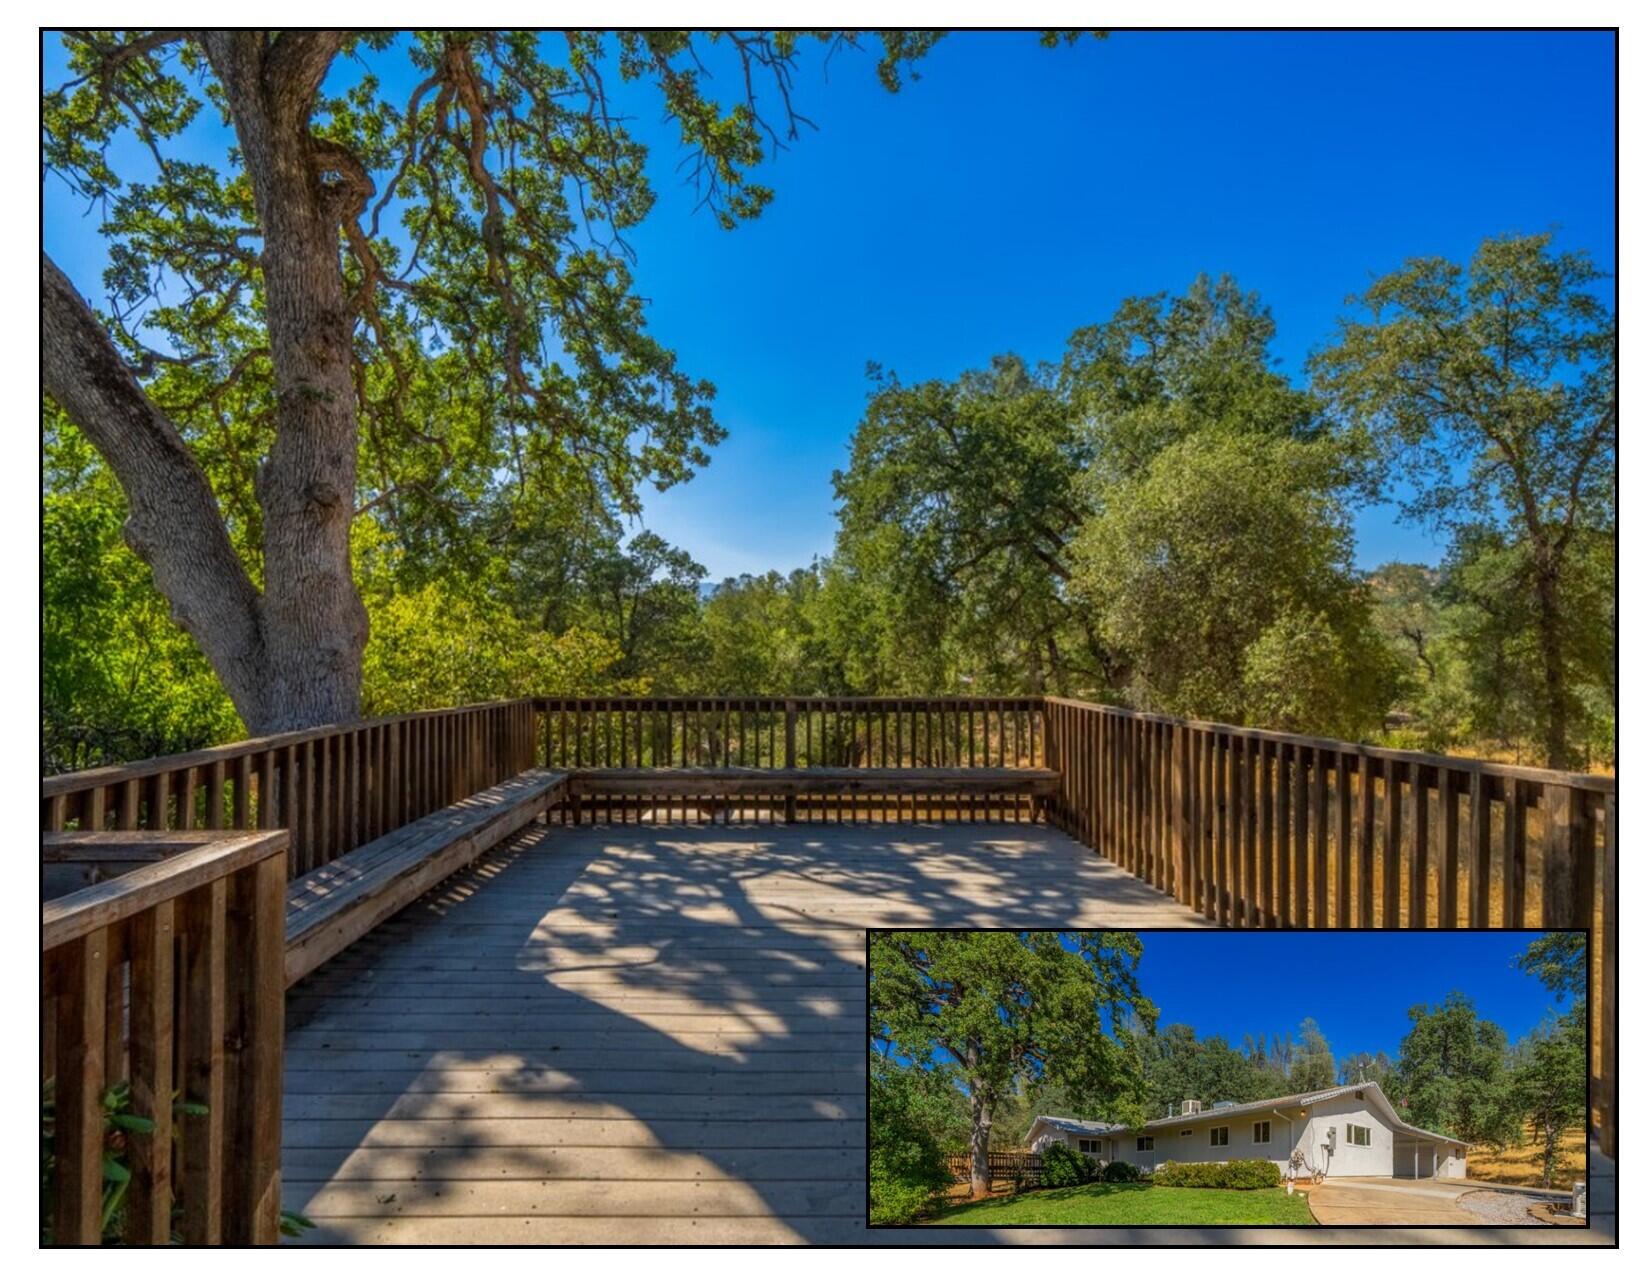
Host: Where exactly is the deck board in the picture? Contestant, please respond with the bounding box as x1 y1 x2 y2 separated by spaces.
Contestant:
282 820 1206 1244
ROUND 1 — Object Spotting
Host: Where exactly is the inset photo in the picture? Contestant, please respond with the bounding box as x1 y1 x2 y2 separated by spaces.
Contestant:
869 929 1596 1234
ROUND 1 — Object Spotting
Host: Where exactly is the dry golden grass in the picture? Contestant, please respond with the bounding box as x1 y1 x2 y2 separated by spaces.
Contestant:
1469 1123 1586 1188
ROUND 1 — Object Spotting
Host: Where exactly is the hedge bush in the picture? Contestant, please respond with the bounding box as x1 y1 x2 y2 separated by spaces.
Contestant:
1101 1159 1145 1183
1039 1142 1101 1188
1152 1158 1282 1190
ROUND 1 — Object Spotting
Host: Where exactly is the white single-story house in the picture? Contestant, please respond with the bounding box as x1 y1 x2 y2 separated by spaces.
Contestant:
1026 1082 1467 1180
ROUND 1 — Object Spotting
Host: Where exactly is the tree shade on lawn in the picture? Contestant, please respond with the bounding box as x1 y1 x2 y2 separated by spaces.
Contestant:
930 1183 1317 1227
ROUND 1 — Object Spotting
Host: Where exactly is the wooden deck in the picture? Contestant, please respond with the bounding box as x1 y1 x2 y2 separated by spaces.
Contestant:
281 819 1205 1243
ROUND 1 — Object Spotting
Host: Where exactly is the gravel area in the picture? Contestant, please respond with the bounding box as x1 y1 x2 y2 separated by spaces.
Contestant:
1456 1189 1549 1225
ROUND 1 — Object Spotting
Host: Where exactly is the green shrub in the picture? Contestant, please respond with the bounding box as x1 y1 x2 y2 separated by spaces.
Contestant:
1153 1158 1281 1190
1221 1158 1283 1189
868 1061 953 1225
1101 1159 1144 1183
1038 1141 1100 1188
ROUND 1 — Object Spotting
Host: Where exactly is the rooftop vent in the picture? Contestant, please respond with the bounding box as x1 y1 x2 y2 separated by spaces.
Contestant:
1180 1099 1203 1116
1211 1100 1237 1110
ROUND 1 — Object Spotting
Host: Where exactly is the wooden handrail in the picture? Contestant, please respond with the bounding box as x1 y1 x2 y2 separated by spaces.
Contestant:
1042 696 1616 793
42 700 540 885
42 831 289 1245
41 697 532 795
43 831 287 949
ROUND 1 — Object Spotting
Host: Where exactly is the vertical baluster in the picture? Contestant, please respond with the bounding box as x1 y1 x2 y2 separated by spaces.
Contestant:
1292 746 1309 927
125 900 175 1244
1503 779 1527 925
221 854 285 1244
119 778 141 831
1381 760 1402 928
1407 762 1429 927
148 771 171 834
208 760 227 830
1439 771 1460 928
179 879 226 1244
1358 758 1376 928
1467 772 1492 927
52 930 108 1246
1274 744 1291 926
1335 754 1352 928
1257 741 1275 926
234 755 252 829
1235 735 1252 927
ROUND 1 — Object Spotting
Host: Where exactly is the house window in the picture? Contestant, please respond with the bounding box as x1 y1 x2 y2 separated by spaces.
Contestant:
1078 1139 1102 1155
1180 1130 1193 1137
1347 1124 1371 1147
1209 1126 1229 1147
1253 1121 1271 1144
1137 1136 1154 1152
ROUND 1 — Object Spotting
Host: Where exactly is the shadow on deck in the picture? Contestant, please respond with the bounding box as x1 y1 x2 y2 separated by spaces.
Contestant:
280 821 1608 1246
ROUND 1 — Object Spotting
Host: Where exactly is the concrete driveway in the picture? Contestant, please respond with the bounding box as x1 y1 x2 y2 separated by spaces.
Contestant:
1308 1178 1487 1225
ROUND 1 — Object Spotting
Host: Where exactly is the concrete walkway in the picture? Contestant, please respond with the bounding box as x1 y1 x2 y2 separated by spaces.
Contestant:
1308 1179 1481 1225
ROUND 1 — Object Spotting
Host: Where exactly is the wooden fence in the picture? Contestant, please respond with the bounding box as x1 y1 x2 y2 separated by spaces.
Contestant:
945 1151 1044 1186
1042 696 1617 1159
42 830 289 1245
39 701 536 884
532 696 1047 824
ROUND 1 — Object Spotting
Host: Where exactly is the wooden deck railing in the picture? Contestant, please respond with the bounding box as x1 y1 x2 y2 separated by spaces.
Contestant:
36 692 1614 1160
532 696 1044 769
531 696 1047 823
40 701 536 882
41 830 289 1245
1042 695 1617 1159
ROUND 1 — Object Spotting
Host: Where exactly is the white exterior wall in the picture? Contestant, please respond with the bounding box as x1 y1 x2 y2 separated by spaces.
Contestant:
1108 1109 1304 1174
1436 1144 1468 1178
1299 1092 1465 1178
1029 1127 1112 1158
1300 1092 1396 1177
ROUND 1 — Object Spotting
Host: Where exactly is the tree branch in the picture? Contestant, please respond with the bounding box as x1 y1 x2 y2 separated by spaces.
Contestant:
41 252 268 724
262 30 346 124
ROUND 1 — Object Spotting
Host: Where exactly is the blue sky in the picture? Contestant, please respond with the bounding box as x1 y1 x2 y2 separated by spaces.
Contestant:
874 930 1577 1076
44 30 1616 581
1130 930 1574 1061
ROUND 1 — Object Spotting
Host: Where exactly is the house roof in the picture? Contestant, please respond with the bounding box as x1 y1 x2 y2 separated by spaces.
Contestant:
1029 1115 1125 1137
1030 1083 1463 1147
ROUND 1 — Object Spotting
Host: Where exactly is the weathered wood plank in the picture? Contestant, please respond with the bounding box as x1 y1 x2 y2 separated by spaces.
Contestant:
125 900 175 1245
284 771 567 985
179 879 227 1245
52 932 108 1246
42 832 289 949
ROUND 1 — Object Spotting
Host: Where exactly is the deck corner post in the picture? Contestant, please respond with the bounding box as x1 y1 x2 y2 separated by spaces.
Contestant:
784 699 798 823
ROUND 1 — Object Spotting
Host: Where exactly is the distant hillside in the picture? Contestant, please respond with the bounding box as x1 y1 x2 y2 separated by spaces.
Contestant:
1469 1123 1586 1188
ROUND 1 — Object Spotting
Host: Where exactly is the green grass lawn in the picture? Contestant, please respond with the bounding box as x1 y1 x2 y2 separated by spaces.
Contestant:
930 1182 1317 1226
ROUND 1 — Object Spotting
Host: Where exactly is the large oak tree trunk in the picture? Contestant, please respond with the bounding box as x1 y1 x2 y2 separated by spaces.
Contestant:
1533 559 1571 771
42 33 368 738
204 33 367 733
968 1081 994 1200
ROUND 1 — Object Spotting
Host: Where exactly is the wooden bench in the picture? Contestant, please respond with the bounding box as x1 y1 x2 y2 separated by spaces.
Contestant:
569 766 1059 824
284 768 567 986
570 766 1059 797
